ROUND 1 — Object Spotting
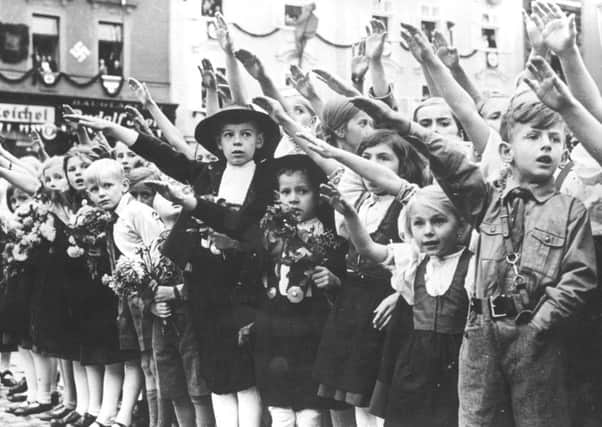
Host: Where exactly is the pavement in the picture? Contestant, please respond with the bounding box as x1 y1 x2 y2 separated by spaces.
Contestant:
0 353 50 427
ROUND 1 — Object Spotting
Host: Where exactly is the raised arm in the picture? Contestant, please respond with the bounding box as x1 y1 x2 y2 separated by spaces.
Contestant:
299 133 412 197
400 23 441 97
320 183 388 262
0 161 40 195
525 56 602 165
365 20 390 100
128 77 193 159
535 1 602 121
62 114 203 185
252 96 340 175
289 64 324 116
199 58 220 117
216 13 248 105
404 25 491 156
350 96 491 227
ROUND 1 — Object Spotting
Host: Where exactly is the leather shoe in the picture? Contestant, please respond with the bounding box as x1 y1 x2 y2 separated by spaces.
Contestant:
13 401 53 416
7 377 27 395
51 411 82 427
67 412 97 427
7 393 26 402
38 404 74 421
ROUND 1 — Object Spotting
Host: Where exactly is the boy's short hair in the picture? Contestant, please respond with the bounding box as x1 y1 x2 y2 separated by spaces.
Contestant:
499 88 564 143
83 158 125 185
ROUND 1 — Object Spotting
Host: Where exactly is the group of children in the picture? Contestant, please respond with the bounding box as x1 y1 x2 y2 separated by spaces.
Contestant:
0 3 601 427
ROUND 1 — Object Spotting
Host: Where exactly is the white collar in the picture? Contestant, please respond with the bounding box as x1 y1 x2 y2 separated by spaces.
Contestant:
114 192 134 218
223 160 256 174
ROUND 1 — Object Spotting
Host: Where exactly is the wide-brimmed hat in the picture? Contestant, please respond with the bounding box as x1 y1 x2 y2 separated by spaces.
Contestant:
194 104 281 162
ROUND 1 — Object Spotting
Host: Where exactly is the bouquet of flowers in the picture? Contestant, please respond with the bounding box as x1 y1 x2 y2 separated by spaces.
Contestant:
260 202 345 303
2 199 56 281
102 235 183 334
66 203 115 278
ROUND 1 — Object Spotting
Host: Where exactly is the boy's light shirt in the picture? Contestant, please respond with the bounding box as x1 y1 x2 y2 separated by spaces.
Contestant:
383 240 475 305
217 160 256 206
113 192 165 259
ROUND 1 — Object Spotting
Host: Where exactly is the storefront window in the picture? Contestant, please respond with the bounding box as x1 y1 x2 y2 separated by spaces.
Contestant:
98 22 123 76
32 14 59 72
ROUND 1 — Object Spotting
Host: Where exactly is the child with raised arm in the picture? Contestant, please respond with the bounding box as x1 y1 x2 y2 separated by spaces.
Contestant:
322 183 471 427
350 94 597 426
64 104 281 427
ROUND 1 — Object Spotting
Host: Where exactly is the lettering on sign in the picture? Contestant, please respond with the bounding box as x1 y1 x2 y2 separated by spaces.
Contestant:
0 103 55 124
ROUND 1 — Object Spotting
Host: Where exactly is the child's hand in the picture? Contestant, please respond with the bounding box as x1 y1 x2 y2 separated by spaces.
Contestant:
29 131 48 160
62 114 116 133
154 285 175 302
234 49 266 81
237 322 254 346
320 183 356 217
289 64 318 100
295 132 339 158
215 12 235 54
522 9 547 56
252 96 287 122
365 19 387 61
124 106 152 134
432 31 459 69
145 180 198 212
128 77 154 109
351 40 369 83
198 58 218 90
150 301 172 318
533 1 577 56
312 69 361 97
372 292 400 330
310 266 341 289
349 96 411 133
400 22 434 64
524 56 574 112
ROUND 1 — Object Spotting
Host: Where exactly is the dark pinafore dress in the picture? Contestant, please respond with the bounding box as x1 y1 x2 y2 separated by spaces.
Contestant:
384 249 470 427
313 199 404 407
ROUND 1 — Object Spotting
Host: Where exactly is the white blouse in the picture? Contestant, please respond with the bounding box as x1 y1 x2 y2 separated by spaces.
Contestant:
383 242 474 305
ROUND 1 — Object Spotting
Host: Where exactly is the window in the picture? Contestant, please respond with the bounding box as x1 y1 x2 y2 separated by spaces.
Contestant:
421 21 436 43
98 22 123 76
481 28 497 49
32 15 59 72
201 0 222 17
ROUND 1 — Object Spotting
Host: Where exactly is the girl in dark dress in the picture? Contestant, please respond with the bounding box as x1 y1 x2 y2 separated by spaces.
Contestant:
327 184 471 427
254 155 347 426
310 130 428 426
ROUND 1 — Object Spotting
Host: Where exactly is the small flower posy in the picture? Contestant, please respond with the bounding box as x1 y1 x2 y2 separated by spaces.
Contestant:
1 198 56 281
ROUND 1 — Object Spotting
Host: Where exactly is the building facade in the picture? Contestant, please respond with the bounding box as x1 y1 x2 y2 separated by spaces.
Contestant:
0 0 175 153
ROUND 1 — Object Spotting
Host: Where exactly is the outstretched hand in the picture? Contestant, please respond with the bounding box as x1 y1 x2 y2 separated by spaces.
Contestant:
234 49 266 81
351 40 369 83
349 97 410 133
400 22 434 64
522 9 547 56
145 180 197 211
365 19 387 61
289 64 318 100
198 58 217 90
295 132 338 159
312 69 360 97
320 183 355 217
128 77 154 108
432 30 459 69
124 105 152 134
62 114 116 133
532 0 577 55
524 56 574 112
215 12 235 54
252 96 287 122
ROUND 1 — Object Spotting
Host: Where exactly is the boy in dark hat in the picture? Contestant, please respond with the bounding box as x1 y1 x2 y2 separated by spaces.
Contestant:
63 104 281 426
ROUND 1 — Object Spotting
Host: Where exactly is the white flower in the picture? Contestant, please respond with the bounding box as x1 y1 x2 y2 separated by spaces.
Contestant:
39 221 56 242
67 245 84 258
